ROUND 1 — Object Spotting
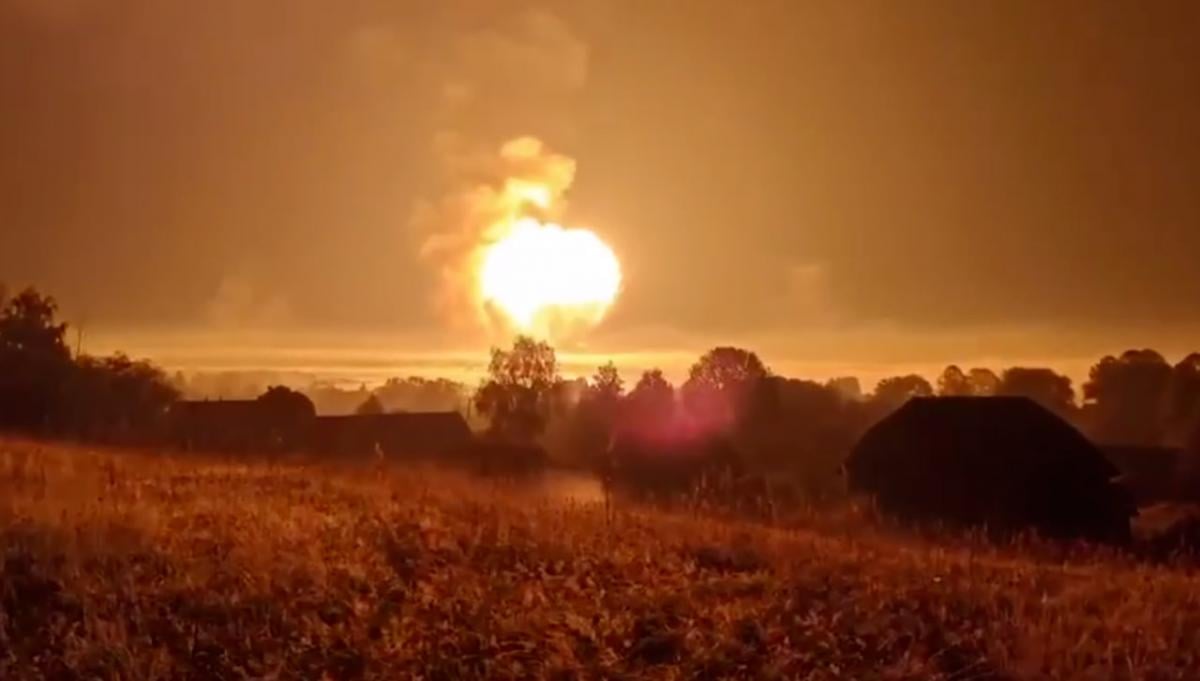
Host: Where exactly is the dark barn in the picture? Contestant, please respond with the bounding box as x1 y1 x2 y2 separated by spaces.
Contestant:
310 412 473 461
845 397 1135 543
170 400 267 453
171 394 315 454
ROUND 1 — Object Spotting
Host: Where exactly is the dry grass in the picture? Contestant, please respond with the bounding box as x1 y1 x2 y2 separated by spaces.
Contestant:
1 437 1198 680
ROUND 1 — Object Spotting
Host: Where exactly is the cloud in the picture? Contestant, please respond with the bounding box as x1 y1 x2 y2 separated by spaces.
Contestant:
204 274 291 330
398 6 592 337
444 8 588 102
414 136 582 333
425 6 590 157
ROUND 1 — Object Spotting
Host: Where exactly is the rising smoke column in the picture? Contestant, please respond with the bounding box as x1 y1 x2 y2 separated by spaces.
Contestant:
407 6 616 341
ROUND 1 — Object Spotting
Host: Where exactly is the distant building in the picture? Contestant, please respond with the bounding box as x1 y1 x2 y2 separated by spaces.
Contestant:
170 400 267 453
171 399 473 462
845 396 1135 543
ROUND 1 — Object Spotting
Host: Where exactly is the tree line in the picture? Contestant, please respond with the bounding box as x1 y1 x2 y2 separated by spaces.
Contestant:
0 288 178 441
2 286 1198 495
472 339 1200 497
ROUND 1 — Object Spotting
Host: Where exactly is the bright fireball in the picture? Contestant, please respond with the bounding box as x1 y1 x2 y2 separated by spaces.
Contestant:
480 218 621 330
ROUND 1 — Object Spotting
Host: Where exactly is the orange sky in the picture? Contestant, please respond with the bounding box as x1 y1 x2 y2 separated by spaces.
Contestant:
3 1 1198 387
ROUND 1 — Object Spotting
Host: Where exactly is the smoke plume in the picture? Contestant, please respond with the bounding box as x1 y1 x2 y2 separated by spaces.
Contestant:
408 7 593 338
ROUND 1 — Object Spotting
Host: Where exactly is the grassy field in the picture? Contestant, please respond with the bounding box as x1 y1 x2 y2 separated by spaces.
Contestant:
1 438 1198 679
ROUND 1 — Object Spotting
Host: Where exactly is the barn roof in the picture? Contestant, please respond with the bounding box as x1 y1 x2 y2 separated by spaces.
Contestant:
845 396 1135 542
846 396 1118 483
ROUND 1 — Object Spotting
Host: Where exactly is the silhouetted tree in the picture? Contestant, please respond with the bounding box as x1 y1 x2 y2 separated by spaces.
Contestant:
742 376 850 496
374 376 465 413
621 369 676 434
681 347 770 432
259 385 316 418
560 362 626 468
474 336 560 444
355 393 385 416
0 289 65 356
0 288 73 431
590 362 623 402
774 377 842 421
998 367 1076 416
826 376 863 402
1083 349 1172 445
257 385 317 450
63 353 179 442
872 375 933 411
937 365 972 396
967 368 1001 396
1167 353 1200 446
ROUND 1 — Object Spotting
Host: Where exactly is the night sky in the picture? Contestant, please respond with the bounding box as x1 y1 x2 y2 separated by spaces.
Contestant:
3 1 1198 382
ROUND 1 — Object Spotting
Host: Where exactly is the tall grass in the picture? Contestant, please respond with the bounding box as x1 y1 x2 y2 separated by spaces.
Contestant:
0 437 1197 679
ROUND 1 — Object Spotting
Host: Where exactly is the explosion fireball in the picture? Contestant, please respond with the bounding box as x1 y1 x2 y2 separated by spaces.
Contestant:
480 218 621 330
471 139 621 336
421 136 621 338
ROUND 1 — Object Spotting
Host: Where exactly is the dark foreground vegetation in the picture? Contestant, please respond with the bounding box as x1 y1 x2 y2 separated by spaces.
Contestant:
3 438 1200 680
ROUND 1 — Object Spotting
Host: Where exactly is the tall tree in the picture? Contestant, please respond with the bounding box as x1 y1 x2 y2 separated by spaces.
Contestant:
967 368 1001 396
1167 353 1200 446
681 346 770 431
375 376 465 413
872 374 934 410
0 288 73 430
1083 349 1172 445
826 376 863 402
622 369 676 433
937 365 972 396
0 288 69 359
473 336 560 444
563 362 626 466
255 385 317 450
573 362 625 432
65 353 179 441
588 362 624 404
998 367 1076 416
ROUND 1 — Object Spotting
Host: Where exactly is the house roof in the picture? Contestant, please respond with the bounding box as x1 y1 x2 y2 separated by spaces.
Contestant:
847 396 1118 483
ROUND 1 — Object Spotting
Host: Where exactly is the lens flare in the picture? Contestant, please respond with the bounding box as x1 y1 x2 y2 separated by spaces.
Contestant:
479 218 621 331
